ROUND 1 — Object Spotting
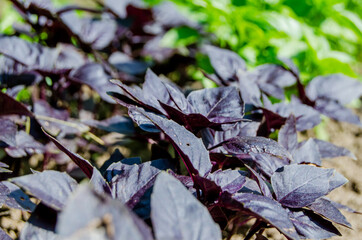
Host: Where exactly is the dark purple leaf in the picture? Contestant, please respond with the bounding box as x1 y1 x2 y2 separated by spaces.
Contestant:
130 107 212 177
128 108 160 133
238 71 262 106
141 35 176 62
1 181 36 211
11 170 78 211
143 69 193 114
0 92 34 117
104 0 144 18
312 139 356 160
187 86 244 124
249 153 288 177
153 1 198 28
90 167 111 195
212 121 260 147
0 36 58 69
69 63 120 103
5 131 45 158
292 139 321 165
43 130 94 178
231 193 299 240
33 100 78 136
151 172 221 240
254 64 296 99
20 223 60 240
308 198 351 228
245 165 272 198
271 165 348 208
108 52 148 75
107 161 161 208
0 162 11 173
204 45 246 83
206 169 247 194
0 118 17 147
330 200 362 214
0 228 12 240
19 203 60 240
222 136 293 162
56 184 153 240
288 209 341 239
110 76 165 114
84 115 135 134
314 98 361 126
266 98 321 131
278 114 297 152
306 74 362 105
60 12 116 50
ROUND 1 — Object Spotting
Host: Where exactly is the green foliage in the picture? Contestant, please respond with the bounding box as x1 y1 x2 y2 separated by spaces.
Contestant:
169 0 362 81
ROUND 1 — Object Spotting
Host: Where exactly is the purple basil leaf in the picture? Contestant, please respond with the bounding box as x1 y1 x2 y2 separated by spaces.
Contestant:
0 36 58 69
5 131 45 158
213 121 260 146
141 35 176 62
131 107 212 177
244 165 272 198
222 136 293 162
110 78 164 114
0 162 11 173
0 118 17 147
55 44 86 70
43 130 94 178
69 63 120 103
90 167 111 195
330 199 362 214
99 149 124 175
206 169 247 194
187 86 244 124
20 223 60 240
104 0 144 18
56 184 153 240
232 193 299 240
11 170 78 211
292 139 321 165
33 100 78 136
254 64 296 99
308 198 351 228
151 172 221 240
1 181 36 211
238 71 262 106
0 182 10 206
271 165 348 208
128 108 160 133
306 74 362 105
314 98 362 126
288 209 341 239
153 1 197 28
0 228 12 240
312 139 356 160
60 12 116 50
254 64 296 87
108 52 148 75
0 92 34 117
267 98 321 131
143 69 193 114
248 153 288 177
107 161 161 208
19 203 60 240
278 114 297 152
84 115 135 134
204 45 246 83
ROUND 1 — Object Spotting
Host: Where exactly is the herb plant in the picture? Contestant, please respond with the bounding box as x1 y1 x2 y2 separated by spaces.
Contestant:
0 0 361 239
